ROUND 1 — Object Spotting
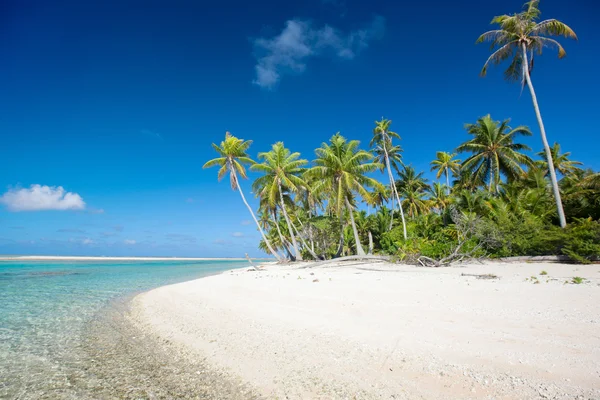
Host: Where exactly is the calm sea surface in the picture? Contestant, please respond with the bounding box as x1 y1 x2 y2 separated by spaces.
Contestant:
0 259 252 399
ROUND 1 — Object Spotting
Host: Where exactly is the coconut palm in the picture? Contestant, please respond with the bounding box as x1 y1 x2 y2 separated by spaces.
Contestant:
371 118 408 240
477 0 577 227
396 165 430 218
203 132 282 261
536 142 582 177
457 115 534 193
308 133 384 256
430 152 461 194
428 182 451 213
252 142 308 260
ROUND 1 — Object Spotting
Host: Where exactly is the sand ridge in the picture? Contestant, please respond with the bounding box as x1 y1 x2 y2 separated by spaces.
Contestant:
131 261 600 399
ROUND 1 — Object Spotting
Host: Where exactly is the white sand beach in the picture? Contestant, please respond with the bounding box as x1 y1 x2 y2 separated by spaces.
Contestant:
131 261 600 399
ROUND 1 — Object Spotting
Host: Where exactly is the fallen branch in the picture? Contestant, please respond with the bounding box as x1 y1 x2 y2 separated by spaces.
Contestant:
299 255 391 269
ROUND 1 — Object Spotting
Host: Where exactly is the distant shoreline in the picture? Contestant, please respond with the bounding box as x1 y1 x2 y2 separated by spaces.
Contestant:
0 255 256 261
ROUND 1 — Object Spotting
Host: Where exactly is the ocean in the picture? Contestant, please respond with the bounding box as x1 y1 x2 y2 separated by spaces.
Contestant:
0 259 253 399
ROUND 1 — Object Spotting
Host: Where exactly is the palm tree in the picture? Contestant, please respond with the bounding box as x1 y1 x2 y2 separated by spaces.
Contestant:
371 118 408 240
536 142 582 177
203 132 282 261
477 0 577 227
430 152 461 194
457 115 534 193
308 133 383 256
252 142 308 260
428 182 451 213
396 165 430 218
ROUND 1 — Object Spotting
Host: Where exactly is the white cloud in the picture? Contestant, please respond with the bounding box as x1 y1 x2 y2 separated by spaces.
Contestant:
124 239 136 245
231 232 244 238
252 15 384 89
82 238 94 245
0 185 86 212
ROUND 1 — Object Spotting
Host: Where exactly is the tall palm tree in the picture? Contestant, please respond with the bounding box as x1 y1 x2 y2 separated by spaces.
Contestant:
430 152 461 195
308 133 383 256
252 142 308 260
457 115 534 193
536 142 582 177
203 132 282 261
477 0 577 227
371 118 408 240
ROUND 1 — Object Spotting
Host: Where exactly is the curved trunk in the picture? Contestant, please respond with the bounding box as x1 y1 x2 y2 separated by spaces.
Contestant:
232 170 283 261
345 197 365 255
521 43 567 228
445 169 450 195
273 210 294 261
368 231 374 255
383 146 407 239
278 182 302 260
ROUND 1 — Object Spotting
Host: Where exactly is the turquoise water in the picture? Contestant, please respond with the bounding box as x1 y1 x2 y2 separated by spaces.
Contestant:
0 259 251 398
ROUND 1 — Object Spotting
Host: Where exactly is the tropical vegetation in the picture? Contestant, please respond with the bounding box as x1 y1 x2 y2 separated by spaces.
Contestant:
205 2 598 264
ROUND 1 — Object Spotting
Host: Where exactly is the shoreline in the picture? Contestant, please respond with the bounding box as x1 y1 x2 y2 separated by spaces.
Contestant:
130 260 600 399
0 255 259 261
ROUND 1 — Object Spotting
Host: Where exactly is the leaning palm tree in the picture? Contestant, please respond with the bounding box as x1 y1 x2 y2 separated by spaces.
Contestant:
203 132 282 261
477 0 577 227
371 118 408 240
430 152 461 195
252 142 308 260
457 115 534 193
536 142 583 177
308 133 383 256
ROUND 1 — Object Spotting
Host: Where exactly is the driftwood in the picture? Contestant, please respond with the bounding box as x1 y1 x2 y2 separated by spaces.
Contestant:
461 273 499 280
299 255 392 269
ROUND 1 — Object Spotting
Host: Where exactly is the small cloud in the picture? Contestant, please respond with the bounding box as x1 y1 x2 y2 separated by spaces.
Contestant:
252 15 385 89
185 198 194 203
57 228 86 233
82 238 94 245
0 184 85 212
124 239 136 245
232 232 244 238
88 208 105 214
241 220 252 226
140 129 162 139
113 225 124 232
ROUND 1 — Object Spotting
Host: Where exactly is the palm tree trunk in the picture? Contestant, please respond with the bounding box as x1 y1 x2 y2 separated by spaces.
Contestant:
389 194 395 231
273 210 293 261
445 169 450 195
368 231 374 255
290 219 320 260
334 214 344 258
345 197 365 255
521 43 567 228
232 170 283 261
278 182 302 260
384 151 407 239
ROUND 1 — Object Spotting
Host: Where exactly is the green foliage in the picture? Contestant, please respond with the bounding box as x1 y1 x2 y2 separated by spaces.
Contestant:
570 277 585 285
562 218 600 263
540 270 548 275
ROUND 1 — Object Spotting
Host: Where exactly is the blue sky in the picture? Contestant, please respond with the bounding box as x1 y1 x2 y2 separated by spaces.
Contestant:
0 0 598 257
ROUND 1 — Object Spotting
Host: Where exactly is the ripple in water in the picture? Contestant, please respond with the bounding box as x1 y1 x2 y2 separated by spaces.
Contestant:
0 260 257 399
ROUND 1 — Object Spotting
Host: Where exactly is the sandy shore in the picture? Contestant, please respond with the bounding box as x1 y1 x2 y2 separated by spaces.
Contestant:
131 261 600 399
0 255 249 261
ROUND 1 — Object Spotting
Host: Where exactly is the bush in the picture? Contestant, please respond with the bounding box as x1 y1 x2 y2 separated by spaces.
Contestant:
562 218 600 263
